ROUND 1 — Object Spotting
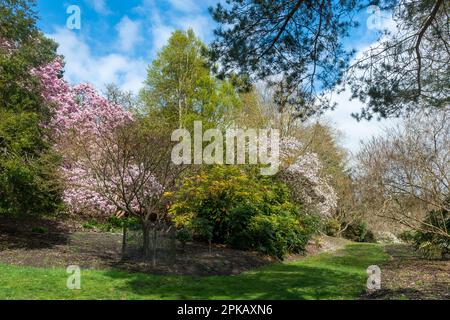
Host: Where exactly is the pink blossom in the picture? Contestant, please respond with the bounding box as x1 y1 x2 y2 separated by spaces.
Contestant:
280 137 338 217
33 58 163 216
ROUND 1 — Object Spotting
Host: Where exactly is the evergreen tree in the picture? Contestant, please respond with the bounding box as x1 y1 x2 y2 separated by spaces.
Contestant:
0 0 62 216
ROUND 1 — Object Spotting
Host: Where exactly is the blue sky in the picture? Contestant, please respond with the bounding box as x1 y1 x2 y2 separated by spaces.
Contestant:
35 0 397 153
36 0 221 93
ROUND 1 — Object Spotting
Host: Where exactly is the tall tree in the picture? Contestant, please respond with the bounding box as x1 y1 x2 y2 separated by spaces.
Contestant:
356 109 449 239
0 0 62 216
141 29 240 129
349 0 449 120
211 0 449 120
210 0 359 119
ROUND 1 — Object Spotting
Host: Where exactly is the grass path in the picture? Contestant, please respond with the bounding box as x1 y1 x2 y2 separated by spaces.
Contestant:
0 243 388 300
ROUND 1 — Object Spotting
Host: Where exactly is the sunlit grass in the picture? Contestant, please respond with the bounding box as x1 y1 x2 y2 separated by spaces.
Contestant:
0 243 388 300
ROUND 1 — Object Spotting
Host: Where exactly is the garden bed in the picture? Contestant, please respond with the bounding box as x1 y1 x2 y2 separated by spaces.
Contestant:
361 244 450 300
0 217 349 276
0 217 275 276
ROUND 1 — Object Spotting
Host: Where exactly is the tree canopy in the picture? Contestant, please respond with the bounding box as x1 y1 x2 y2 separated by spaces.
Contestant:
141 29 240 129
210 0 449 120
0 0 62 216
348 0 449 120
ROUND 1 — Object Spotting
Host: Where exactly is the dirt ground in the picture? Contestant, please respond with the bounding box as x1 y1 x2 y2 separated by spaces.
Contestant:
0 217 274 275
0 217 350 276
362 244 450 300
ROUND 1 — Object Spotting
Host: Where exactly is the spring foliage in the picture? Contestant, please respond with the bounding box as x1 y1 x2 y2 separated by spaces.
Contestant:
168 166 318 258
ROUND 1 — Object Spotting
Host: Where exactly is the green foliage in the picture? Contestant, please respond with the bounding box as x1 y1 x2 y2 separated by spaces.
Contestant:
416 241 443 260
398 230 416 243
141 29 240 129
210 0 358 118
176 228 192 247
413 206 449 259
82 216 133 233
0 0 62 217
324 219 341 237
349 1 449 120
342 220 375 243
243 209 318 259
31 226 48 234
82 220 98 230
0 147 62 216
168 166 318 258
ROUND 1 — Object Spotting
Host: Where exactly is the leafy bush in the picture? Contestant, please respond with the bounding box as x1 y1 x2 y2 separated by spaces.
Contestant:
324 219 341 237
168 166 318 258
82 216 131 232
241 208 318 258
31 226 48 234
413 207 449 259
0 2 62 218
176 228 193 247
342 220 375 243
398 230 416 243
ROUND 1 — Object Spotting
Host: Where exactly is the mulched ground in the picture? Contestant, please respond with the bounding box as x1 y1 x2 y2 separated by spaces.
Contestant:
0 217 277 276
362 244 450 300
0 217 349 277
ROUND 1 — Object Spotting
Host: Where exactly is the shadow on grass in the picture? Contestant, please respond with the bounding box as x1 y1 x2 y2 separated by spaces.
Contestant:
103 244 386 300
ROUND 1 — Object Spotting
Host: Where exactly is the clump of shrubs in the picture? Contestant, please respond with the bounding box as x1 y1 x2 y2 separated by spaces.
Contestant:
176 228 193 251
341 220 375 243
82 216 133 232
398 230 416 243
324 219 341 237
413 208 449 259
396 206 449 259
31 226 49 234
323 218 375 243
168 166 319 259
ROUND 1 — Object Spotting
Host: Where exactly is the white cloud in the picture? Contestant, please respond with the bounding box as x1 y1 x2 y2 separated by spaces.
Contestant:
134 0 217 55
168 0 200 13
320 34 400 155
84 0 110 15
47 27 147 94
320 88 398 156
116 16 142 52
151 24 175 51
176 15 214 42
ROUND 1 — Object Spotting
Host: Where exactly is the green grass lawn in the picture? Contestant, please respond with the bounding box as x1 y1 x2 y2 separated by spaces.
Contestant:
0 243 388 300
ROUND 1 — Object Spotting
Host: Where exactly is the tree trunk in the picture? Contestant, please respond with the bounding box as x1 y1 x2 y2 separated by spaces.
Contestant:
142 223 151 260
121 223 127 258
152 227 158 267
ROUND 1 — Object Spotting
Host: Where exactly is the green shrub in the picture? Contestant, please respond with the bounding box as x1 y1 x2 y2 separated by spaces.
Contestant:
398 230 416 243
241 210 318 259
82 219 100 230
324 219 341 237
31 226 48 234
82 216 131 232
413 206 449 259
417 241 443 259
342 220 375 243
168 166 319 258
0 3 62 218
176 228 193 247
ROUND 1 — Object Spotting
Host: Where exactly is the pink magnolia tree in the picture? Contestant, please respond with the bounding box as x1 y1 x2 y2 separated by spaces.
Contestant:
33 60 185 254
280 136 338 218
33 59 183 261
32 59 135 214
